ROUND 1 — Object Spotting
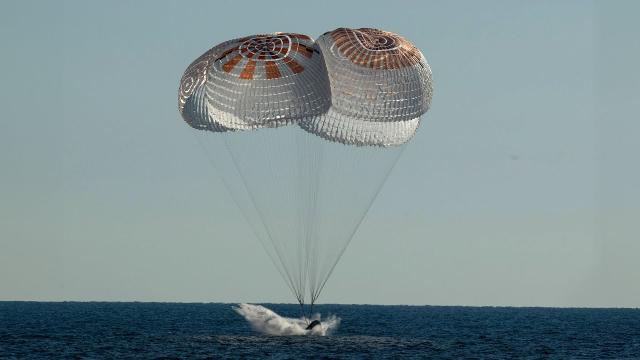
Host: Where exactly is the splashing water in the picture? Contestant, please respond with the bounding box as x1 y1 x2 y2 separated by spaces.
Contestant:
233 304 340 336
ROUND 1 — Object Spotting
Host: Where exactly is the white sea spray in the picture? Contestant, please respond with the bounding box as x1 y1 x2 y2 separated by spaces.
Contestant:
233 303 340 336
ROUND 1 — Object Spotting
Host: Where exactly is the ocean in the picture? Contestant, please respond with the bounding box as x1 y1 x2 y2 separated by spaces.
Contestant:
1 302 639 359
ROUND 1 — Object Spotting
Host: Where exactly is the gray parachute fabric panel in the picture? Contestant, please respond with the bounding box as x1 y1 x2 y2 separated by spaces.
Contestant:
183 84 232 132
299 27 433 146
301 108 421 147
178 40 237 132
205 33 331 130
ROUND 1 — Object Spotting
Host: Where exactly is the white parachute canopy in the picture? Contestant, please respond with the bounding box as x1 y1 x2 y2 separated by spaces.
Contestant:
178 28 432 308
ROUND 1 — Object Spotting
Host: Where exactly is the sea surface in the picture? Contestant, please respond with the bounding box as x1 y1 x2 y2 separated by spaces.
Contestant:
1 302 640 359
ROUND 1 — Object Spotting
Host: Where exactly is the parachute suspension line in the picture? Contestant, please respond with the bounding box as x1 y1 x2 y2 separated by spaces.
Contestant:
309 143 408 306
306 134 328 306
293 129 306 306
267 126 304 306
293 127 311 306
201 126 407 310
274 129 308 306
300 144 316 306
221 132 305 304
300 129 323 311
193 133 298 298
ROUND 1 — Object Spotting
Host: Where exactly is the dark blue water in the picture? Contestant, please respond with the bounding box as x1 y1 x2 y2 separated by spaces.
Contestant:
1 302 639 359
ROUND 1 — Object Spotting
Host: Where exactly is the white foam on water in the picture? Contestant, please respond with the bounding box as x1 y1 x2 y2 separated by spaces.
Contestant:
233 303 340 336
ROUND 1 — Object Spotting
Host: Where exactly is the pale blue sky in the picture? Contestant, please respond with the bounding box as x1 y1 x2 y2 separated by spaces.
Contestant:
1 1 638 307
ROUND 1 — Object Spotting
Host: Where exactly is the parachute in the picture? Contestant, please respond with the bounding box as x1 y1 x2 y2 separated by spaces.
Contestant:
178 28 432 315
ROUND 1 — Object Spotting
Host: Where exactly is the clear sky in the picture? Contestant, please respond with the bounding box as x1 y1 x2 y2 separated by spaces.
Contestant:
1 0 638 307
